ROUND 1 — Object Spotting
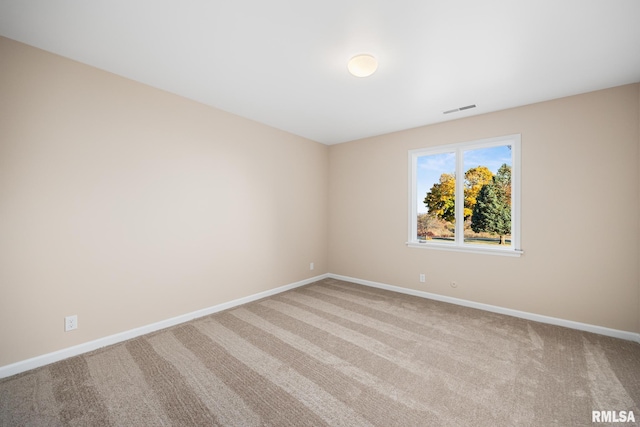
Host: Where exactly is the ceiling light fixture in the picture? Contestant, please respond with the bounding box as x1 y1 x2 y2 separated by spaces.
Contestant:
348 54 378 77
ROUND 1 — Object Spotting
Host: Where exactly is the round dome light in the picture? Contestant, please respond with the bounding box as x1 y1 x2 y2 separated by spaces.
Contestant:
347 54 378 77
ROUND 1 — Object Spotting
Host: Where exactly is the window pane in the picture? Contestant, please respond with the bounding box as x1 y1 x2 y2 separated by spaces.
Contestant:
416 152 455 242
463 145 512 246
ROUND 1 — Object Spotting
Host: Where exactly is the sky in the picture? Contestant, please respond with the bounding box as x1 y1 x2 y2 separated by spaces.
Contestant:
416 145 512 213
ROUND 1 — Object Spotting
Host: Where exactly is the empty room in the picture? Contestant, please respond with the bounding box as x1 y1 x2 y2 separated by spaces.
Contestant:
1 1 639 426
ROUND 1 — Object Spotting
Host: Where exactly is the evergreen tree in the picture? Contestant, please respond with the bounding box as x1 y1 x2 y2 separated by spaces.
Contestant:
494 163 512 205
470 178 511 244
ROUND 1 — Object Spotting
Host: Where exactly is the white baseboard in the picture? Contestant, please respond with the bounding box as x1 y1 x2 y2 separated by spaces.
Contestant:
328 274 640 344
2 272 637 380
0 273 329 379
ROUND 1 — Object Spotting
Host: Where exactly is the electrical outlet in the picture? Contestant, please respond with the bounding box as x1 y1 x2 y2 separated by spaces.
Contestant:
65 315 78 332
310 262 314 270
419 274 426 283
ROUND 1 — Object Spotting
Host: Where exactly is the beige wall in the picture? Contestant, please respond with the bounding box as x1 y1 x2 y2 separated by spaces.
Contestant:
0 37 329 367
328 83 640 334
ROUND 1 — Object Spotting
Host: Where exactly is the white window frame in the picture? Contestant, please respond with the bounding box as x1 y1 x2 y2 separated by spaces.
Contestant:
407 134 523 257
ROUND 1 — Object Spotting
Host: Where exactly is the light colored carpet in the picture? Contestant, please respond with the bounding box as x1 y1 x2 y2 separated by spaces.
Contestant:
1 278 639 426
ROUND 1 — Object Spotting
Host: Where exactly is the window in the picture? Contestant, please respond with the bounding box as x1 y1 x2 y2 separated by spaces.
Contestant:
408 134 522 256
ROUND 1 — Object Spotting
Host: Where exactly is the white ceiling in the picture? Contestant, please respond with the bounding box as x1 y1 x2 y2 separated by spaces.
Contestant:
1 1 639 145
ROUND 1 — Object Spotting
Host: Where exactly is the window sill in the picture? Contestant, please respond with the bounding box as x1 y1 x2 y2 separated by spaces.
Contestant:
406 241 524 257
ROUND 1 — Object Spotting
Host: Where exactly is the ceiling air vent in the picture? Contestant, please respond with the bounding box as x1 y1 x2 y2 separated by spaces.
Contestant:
443 104 477 114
